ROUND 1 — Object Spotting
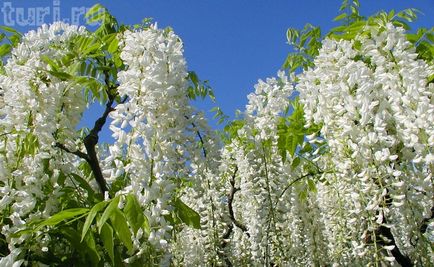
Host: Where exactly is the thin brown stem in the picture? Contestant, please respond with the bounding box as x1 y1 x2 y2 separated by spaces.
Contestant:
55 142 89 161
185 115 207 158
227 166 249 236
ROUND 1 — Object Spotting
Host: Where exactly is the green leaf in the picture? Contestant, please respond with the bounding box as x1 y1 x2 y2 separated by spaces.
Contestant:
102 32 116 44
173 198 201 229
47 70 72 81
291 157 301 170
61 227 84 251
427 73 434 85
87 11 107 24
224 120 245 141
37 208 89 229
59 53 75 67
339 0 349 11
83 230 101 265
188 71 199 86
85 4 105 19
83 42 102 55
307 179 317 193
0 44 11 57
124 194 145 235
9 227 39 238
142 214 151 236
388 10 395 21
100 222 115 264
9 34 21 47
40 55 59 70
277 118 288 162
0 26 21 35
62 227 105 265
286 28 299 45
276 99 308 162
392 20 410 31
333 13 347 22
97 195 120 233
81 201 108 241
110 208 133 253
396 8 420 23
108 37 119 54
69 173 98 201
287 133 298 157
114 54 123 68
54 169 65 185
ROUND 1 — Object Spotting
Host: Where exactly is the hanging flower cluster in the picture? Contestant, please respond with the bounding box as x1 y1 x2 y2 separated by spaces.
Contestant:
104 25 218 263
0 22 89 265
227 72 296 265
297 22 434 265
173 71 331 266
176 22 434 266
0 9 433 267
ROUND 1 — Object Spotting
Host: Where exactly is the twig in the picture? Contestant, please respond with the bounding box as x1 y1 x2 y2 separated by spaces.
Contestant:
277 173 313 201
55 142 89 160
227 166 249 236
185 115 207 158
0 132 12 137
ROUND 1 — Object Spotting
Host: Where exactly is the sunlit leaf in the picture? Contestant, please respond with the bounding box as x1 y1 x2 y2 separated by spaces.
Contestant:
173 198 201 229
81 200 108 241
110 208 133 253
97 195 120 233
100 222 115 264
124 194 145 235
37 208 89 229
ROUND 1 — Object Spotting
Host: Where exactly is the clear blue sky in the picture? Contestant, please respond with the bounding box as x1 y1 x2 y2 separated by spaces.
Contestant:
1 0 433 141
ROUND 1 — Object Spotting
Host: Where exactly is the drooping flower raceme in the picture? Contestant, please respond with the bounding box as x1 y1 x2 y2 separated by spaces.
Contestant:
104 25 217 263
226 71 331 266
297 23 434 265
0 21 219 266
180 71 332 266
0 15 433 267
182 22 434 267
0 22 89 264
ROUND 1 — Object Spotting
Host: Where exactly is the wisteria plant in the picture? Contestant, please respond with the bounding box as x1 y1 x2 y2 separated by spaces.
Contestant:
0 1 433 266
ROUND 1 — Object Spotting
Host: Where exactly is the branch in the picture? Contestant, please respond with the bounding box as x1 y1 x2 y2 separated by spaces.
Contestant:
375 217 413 267
277 173 312 200
55 142 89 160
55 97 115 195
219 223 234 267
217 166 250 266
227 166 250 237
420 205 434 233
195 124 207 158
365 188 413 266
420 164 434 234
0 132 12 137
83 97 114 195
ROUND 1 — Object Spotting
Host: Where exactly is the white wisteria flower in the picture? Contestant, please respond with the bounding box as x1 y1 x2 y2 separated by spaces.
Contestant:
297 22 434 265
